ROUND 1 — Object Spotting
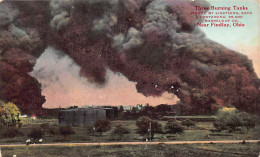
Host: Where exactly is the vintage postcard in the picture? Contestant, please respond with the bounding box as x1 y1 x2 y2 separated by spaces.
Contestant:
0 0 259 156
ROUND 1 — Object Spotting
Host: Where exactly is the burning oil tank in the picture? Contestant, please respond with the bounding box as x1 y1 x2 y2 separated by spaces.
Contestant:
58 108 106 126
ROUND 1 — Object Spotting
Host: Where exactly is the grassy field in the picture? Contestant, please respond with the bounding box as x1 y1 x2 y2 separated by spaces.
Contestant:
161 115 216 122
0 117 259 144
0 117 259 156
0 143 259 157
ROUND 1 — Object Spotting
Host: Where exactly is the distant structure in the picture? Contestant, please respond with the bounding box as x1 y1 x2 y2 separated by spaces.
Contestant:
58 107 106 126
103 108 115 119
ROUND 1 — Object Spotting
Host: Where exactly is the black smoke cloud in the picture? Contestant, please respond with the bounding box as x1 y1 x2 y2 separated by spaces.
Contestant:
0 0 259 114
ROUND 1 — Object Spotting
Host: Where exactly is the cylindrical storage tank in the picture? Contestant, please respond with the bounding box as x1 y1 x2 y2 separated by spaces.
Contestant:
84 109 94 126
59 108 110 126
73 109 85 126
97 109 106 120
95 109 105 121
101 109 106 119
64 110 70 125
93 109 98 122
69 110 74 125
58 111 66 125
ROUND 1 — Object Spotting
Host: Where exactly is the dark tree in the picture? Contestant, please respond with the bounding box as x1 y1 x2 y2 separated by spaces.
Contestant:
119 106 124 113
131 107 138 113
155 104 172 113
136 116 162 139
138 106 155 118
94 119 111 136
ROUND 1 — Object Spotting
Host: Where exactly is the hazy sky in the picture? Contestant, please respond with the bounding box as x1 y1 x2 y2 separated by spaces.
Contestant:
31 47 179 108
31 0 259 108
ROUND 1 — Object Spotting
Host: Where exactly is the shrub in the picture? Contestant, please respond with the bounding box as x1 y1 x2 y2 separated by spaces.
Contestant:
49 127 58 136
86 125 96 136
112 124 130 140
136 116 163 139
94 119 111 136
59 125 75 140
240 112 256 132
214 111 241 133
150 120 163 133
181 119 195 127
4 127 23 138
40 123 50 130
28 128 44 143
165 120 184 134
213 121 227 132
213 110 256 133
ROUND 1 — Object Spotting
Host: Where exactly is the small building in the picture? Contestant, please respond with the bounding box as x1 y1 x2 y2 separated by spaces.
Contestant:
58 108 106 126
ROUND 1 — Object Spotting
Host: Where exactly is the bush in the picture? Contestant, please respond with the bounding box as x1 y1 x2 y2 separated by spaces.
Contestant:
136 116 163 139
40 123 50 130
49 127 58 136
240 112 256 132
94 119 111 136
214 111 241 133
28 128 44 143
181 119 195 127
59 125 75 140
165 120 184 134
213 110 256 133
213 121 227 132
4 127 23 138
86 125 96 136
112 124 130 140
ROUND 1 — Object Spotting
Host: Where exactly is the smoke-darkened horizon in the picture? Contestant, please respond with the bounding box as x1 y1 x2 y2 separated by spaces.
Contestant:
0 0 259 114
31 46 179 108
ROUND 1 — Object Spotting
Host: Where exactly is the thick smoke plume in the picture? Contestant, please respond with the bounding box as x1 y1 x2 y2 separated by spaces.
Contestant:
31 47 178 108
0 0 259 114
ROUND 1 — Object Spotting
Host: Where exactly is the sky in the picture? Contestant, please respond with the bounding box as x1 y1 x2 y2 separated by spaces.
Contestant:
31 0 260 108
201 0 260 77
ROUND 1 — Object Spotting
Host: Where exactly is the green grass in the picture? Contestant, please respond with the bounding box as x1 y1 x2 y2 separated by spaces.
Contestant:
0 117 259 156
162 116 216 122
0 118 259 144
1 143 259 157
